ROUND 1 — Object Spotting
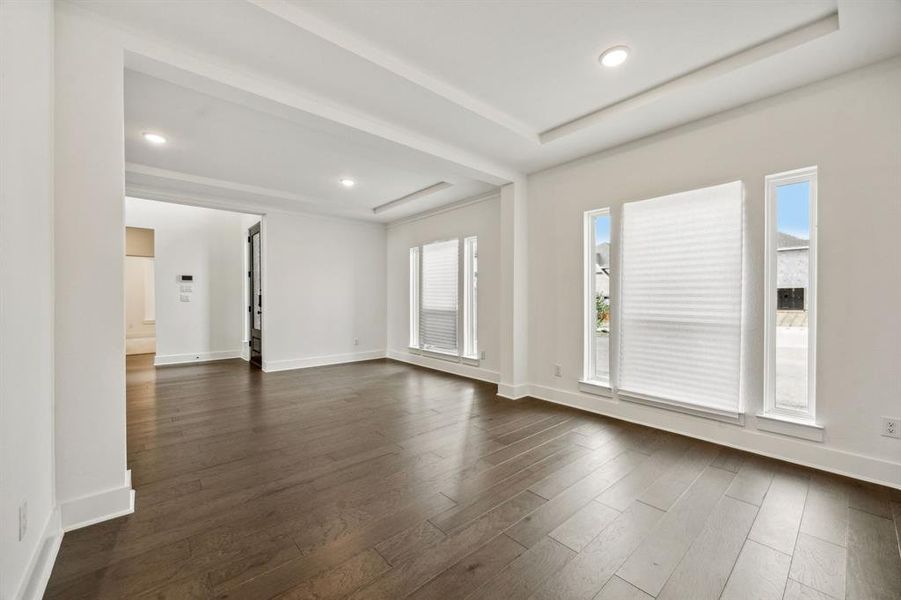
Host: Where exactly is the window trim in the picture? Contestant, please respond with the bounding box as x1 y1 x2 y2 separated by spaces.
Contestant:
756 412 824 442
409 247 420 349
764 166 818 423
619 388 745 425
583 207 613 388
463 236 478 360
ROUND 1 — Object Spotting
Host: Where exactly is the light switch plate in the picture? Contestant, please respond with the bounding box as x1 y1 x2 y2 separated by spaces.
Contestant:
179 294 190 302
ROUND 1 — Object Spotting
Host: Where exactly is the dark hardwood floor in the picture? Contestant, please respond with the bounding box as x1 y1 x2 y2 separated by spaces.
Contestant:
46 355 901 599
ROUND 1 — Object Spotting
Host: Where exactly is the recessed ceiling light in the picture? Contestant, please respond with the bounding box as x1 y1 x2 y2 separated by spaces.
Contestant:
142 132 167 145
599 46 630 68
340 178 355 188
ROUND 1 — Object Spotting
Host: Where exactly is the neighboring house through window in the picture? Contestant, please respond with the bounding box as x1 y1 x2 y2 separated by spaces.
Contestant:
777 231 809 311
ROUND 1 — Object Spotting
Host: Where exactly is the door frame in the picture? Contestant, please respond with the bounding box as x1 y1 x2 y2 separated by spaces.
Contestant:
248 221 263 368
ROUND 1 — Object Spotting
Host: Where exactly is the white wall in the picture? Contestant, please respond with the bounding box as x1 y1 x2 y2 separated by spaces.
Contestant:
526 58 901 487
50 1 390 537
386 197 501 381
126 198 248 364
262 211 386 371
54 4 133 531
0 1 60 598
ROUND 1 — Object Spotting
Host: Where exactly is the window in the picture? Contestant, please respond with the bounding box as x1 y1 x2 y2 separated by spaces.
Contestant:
765 167 817 421
420 239 459 354
618 181 744 420
463 236 478 359
410 236 478 361
583 209 612 387
409 247 419 348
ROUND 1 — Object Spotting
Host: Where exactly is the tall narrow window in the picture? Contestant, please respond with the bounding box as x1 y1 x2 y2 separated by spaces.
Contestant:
619 181 744 420
420 239 459 355
584 209 612 386
463 236 478 359
765 167 817 421
409 247 420 348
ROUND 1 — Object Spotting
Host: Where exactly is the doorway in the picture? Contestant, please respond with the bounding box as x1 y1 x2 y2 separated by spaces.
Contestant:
248 222 263 367
125 226 156 356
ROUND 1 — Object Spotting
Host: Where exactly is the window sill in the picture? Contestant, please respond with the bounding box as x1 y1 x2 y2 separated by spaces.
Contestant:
409 347 480 367
421 348 461 363
618 389 744 426
578 380 613 398
461 355 480 367
756 413 824 442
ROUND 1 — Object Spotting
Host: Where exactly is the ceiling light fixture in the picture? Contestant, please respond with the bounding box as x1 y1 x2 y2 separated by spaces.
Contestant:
142 132 167 145
599 45 630 68
340 178 356 188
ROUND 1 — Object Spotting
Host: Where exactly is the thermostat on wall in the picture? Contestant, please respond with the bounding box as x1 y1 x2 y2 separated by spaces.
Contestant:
178 275 194 282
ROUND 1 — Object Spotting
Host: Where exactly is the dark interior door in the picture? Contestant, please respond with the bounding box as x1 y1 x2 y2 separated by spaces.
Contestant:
249 222 262 367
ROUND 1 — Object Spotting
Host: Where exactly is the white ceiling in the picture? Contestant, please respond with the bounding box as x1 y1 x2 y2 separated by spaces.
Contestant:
79 0 901 220
296 0 838 132
124 70 496 222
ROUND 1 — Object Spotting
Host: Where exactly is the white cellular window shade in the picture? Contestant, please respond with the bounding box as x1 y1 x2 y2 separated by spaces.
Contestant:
420 239 459 354
619 181 744 418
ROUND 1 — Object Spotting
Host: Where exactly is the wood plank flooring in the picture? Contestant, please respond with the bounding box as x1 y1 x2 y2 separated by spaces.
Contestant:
45 355 901 599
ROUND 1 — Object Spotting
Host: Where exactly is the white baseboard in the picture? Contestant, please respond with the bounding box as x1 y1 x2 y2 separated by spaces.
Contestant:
60 471 135 532
497 382 530 400
154 349 243 366
527 383 901 490
16 507 62 600
387 349 500 384
263 349 386 373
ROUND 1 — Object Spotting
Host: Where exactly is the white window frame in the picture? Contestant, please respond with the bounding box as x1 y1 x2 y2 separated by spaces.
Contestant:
581 208 614 394
409 247 420 349
409 235 479 365
763 166 818 424
463 236 478 360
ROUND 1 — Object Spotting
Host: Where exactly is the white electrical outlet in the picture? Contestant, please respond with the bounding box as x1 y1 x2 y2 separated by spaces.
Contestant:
554 364 562 377
354 337 359 346
480 350 486 360
18 502 27 541
882 417 900 439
